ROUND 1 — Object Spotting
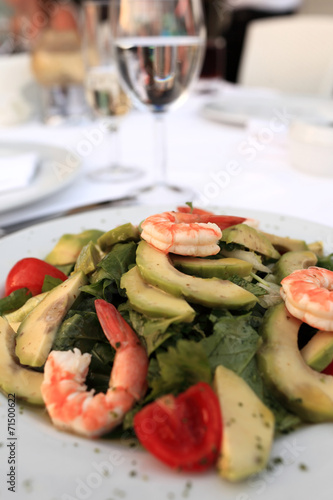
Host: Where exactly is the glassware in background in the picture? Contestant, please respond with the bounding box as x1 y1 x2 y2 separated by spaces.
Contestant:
112 0 206 196
31 24 87 125
82 1 142 183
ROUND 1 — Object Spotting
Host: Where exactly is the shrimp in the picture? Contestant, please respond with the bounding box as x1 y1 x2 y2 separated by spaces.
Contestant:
140 211 223 257
280 267 333 331
41 299 148 438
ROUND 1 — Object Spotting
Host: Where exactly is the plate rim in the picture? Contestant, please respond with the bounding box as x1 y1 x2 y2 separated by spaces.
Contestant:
0 139 81 214
201 91 333 126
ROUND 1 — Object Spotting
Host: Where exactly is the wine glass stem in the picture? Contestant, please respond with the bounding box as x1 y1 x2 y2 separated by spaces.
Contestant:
107 121 121 168
154 111 167 187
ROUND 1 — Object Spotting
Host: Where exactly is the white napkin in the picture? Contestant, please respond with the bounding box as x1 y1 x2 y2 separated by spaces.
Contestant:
0 152 39 194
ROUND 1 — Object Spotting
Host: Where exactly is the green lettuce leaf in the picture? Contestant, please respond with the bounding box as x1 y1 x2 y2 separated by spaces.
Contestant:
0 288 32 315
228 275 267 297
81 242 137 300
317 253 333 271
42 275 64 292
201 311 262 374
147 339 212 401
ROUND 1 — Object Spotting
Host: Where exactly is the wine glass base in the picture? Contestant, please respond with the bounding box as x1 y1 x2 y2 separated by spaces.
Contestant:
88 165 144 183
135 183 195 205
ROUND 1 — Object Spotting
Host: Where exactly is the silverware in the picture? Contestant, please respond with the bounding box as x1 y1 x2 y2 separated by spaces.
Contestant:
0 196 137 237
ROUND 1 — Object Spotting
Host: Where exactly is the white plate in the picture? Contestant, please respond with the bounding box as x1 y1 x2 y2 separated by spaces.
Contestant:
0 140 81 214
0 205 333 500
201 91 333 127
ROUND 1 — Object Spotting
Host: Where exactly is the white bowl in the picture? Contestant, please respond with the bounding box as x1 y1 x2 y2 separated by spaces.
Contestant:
289 117 333 176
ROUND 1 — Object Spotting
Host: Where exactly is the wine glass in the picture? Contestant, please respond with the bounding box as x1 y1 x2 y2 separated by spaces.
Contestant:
111 0 206 196
82 1 143 183
31 21 88 125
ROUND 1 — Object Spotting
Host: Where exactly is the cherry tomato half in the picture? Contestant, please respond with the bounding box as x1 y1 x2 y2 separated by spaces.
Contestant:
176 206 246 231
134 382 222 472
177 206 215 215
322 361 333 376
5 257 67 296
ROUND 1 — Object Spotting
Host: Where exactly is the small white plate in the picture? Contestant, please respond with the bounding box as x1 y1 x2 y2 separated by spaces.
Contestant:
0 140 81 214
0 205 333 500
201 91 333 127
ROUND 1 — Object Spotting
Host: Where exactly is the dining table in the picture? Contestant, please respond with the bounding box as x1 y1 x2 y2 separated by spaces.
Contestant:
1 77 333 500
1 79 333 233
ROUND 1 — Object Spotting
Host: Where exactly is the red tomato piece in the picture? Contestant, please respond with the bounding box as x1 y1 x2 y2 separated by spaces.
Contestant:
176 206 246 231
134 382 222 472
196 214 247 231
5 257 67 296
322 361 333 376
177 206 215 215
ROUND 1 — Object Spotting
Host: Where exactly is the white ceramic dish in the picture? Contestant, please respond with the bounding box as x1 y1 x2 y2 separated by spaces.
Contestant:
201 92 333 127
0 205 333 500
0 140 81 215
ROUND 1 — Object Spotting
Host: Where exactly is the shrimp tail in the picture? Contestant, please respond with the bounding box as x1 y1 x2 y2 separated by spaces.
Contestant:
95 298 135 348
95 299 149 401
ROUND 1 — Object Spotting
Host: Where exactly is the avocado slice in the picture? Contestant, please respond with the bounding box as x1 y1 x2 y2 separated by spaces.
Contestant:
274 250 318 283
15 271 88 367
0 317 43 405
74 241 102 275
301 330 333 371
260 231 308 254
213 365 274 481
97 223 140 252
219 248 271 273
136 241 257 310
222 224 280 260
257 303 333 422
121 266 195 322
5 292 48 329
45 229 104 266
308 241 324 257
171 256 252 279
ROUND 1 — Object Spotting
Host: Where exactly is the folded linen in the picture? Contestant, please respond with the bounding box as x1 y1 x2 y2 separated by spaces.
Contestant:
0 152 38 194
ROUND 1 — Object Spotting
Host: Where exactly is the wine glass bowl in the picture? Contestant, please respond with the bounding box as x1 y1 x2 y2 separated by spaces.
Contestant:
112 0 206 195
82 0 142 183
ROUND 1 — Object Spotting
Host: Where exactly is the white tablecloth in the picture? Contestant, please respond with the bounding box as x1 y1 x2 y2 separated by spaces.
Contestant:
1 80 333 229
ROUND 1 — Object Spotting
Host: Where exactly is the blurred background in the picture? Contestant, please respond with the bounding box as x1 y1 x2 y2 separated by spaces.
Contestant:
2 0 333 228
1 0 333 125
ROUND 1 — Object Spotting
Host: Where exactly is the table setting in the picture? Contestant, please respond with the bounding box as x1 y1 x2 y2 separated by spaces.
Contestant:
2 1 333 499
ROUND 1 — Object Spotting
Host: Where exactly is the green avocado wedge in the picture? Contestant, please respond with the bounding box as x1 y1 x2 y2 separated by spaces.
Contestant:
257 303 333 422
15 271 87 367
74 241 102 275
0 317 43 405
97 223 140 252
120 265 195 322
301 330 333 372
214 365 274 481
171 255 252 279
260 231 308 254
136 241 257 310
222 224 280 260
5 292 48 327
45 229 104 266
274 250 318 283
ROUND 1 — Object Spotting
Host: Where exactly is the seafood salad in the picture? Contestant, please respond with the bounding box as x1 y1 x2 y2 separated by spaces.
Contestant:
1 204 333 483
